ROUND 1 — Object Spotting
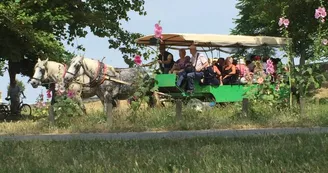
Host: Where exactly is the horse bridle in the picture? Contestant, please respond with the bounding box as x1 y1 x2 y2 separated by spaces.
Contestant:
30 67 46 82
66 60 82 78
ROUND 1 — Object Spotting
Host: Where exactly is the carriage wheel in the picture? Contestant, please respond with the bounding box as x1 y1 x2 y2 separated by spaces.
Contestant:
19 104 32 119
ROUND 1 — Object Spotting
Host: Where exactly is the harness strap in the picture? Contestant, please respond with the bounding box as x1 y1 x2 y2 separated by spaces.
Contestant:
88 61 101 87
99 65 108 85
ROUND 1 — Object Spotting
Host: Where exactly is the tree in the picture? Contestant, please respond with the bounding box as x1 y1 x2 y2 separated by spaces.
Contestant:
231 0 328 65
0 0 146 83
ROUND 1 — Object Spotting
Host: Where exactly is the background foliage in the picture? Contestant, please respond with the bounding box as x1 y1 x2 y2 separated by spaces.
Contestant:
0 0 147 77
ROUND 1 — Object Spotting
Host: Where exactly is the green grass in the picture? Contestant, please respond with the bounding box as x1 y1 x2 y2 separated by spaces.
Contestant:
1 102 328 135
1 134 328 172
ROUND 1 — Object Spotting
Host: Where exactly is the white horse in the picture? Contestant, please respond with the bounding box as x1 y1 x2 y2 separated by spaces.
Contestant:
63 55 159 125
30 58 103 113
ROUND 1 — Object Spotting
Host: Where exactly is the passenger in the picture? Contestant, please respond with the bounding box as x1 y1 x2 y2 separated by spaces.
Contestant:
236 59 251 84
221 57 237 85
262 56 269 73
247 55 256 72
169 49 191 74
176 44 209 93
202 58 222 86
271 58 282 82
216 57 225 72
232 58 238 66
158 44 174 74
253 59 266 83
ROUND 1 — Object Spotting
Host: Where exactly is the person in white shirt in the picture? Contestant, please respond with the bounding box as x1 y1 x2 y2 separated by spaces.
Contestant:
176 44 209 93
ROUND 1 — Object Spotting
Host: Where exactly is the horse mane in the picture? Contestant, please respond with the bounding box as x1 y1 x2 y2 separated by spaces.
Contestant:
82 57 117 76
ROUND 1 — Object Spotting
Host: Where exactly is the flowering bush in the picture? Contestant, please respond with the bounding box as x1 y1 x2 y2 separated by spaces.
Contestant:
46 82 83 126
248 3 328 108
245 58 290 107
128 21 164 111
33 91 50 118
289 4 328 106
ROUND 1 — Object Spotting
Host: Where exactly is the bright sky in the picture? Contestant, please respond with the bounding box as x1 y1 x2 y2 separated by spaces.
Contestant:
0 0 292 104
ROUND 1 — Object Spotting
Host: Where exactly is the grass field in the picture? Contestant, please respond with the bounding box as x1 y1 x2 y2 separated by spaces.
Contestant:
0 133 328 172
1 100 328 136
84 100 130 114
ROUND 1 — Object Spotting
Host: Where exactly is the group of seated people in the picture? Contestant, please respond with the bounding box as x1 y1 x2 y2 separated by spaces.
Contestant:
157 44 282 93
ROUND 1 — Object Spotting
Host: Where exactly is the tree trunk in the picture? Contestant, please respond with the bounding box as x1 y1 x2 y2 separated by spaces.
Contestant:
299 54 306 67
8 60 17 85
8 60 18 114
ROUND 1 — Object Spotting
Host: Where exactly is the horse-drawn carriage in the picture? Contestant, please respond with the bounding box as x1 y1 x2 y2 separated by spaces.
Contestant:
135 33 290 106
31 32 290 124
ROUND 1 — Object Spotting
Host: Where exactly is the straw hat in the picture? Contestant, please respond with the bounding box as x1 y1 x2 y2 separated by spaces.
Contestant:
209 58 219 64
238 59 246 65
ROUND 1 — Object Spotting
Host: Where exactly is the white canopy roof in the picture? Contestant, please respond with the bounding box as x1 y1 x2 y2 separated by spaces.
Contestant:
135 33 290 48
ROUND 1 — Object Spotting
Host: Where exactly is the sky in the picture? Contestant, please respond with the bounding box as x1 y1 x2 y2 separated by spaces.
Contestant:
0 0 290 104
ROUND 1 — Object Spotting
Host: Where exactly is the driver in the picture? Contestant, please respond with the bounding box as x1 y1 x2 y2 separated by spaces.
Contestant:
157 44 174 74
6 80 26 114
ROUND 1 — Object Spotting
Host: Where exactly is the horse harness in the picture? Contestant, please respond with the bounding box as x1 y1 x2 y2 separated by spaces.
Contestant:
88 61 108 87
85 61 132 87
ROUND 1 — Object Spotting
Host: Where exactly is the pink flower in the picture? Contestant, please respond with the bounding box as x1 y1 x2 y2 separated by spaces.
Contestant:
278 17 284 26
278 17 289 28
154 22 163 39
67 90 75 98
322 39 328 45
283 19 289 27
257 77 264 84
134 55 142 65
275 84 280 91
315 7 327 19
266 59 275 74
46 90 52 98
321 19 325 23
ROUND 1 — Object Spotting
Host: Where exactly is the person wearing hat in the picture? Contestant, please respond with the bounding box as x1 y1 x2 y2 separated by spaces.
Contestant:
236 59 251 84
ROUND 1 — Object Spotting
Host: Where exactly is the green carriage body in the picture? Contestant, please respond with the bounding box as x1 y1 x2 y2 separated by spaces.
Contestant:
155 74 288 103
155 74 248 102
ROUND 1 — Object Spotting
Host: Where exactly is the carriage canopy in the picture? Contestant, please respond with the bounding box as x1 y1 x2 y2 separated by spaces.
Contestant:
135 33 290 48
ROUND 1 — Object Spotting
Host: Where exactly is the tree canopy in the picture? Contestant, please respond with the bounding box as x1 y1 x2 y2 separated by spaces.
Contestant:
231 0 328 65
0 0 146 77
